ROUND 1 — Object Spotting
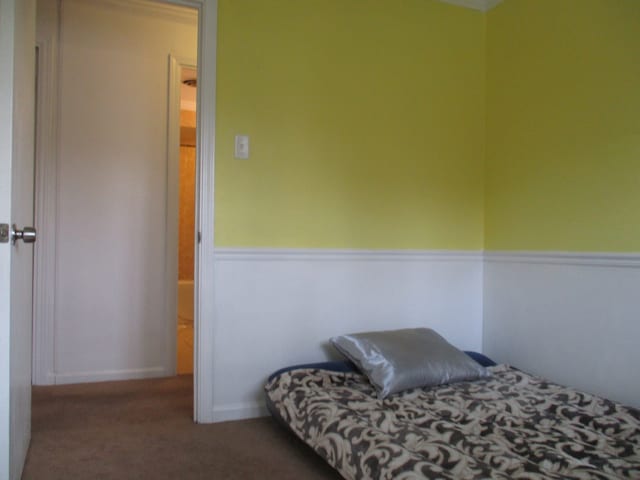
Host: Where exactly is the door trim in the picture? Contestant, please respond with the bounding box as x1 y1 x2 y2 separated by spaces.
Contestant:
162 0 218 424
191 0 217 423
33 1 59 385
32 0 218 423
161 0 218 424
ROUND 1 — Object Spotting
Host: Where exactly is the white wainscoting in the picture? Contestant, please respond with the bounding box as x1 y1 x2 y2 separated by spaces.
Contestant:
484 252 640 409
53 367 167 385
210 248 484 422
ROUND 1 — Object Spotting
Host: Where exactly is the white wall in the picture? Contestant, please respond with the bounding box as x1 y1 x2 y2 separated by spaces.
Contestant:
43 0 197 383
484 252 640 409
211 249 484 421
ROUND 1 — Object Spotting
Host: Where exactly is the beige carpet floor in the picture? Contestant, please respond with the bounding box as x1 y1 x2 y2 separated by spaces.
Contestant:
23 375 343 480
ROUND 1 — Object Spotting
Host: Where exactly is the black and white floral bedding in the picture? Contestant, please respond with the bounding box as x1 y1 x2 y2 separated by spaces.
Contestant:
265 365 640 479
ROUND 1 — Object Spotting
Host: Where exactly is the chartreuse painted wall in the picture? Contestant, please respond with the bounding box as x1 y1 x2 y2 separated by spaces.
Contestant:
486 0 640 252
215 0 486 249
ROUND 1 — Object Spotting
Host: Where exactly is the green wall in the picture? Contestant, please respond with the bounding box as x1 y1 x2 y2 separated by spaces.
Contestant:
485 0 640 252
215 0 486 249
215 0 640 252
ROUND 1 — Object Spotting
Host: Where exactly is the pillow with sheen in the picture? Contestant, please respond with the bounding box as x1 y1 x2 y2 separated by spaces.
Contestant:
331 327 490 398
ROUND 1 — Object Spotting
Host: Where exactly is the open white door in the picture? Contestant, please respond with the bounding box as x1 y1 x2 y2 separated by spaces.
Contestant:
0 0 37 478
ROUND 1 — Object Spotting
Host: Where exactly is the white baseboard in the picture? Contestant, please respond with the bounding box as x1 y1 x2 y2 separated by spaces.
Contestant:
38 372 55 385
211 402 269 423
53 366 167 385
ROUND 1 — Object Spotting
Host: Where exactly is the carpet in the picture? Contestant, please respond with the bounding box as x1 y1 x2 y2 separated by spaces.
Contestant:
23 375 342 479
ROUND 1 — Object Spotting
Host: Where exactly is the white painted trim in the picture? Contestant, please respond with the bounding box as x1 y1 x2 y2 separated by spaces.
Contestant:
66 0 197 24
53 366 167 385
212 402 269 423
214 248 483 262
193 0 217 424
216 248 640 267
33 33 59 386
148 0 217 425
485 251 640 268
438 0 503 12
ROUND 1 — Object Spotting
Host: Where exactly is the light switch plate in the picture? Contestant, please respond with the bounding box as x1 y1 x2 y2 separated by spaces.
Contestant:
234 135 249 159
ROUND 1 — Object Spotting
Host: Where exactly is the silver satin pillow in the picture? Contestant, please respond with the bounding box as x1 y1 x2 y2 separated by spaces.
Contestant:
331 328 490 398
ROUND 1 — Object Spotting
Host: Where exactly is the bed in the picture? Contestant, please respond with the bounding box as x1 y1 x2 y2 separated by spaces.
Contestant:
265 330 640 480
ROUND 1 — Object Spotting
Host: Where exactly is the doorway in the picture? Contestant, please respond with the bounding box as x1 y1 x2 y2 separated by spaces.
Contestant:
32 0 209 418
177 67 197 375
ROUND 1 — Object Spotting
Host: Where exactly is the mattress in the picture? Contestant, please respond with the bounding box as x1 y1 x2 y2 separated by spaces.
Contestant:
265 364 640 479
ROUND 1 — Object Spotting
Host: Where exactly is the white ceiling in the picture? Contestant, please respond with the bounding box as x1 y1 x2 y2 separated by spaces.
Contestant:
439 0 502 12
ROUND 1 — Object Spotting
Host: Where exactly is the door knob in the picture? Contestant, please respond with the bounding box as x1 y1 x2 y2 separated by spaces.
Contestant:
11 224 36 244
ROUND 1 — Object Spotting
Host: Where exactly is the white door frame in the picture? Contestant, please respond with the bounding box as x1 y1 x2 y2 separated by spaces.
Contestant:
32 0 217 423
32 0 59 387
189 0 217 423
163 0 217 422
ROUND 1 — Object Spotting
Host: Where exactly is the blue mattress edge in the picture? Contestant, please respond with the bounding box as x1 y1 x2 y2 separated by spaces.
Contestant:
267 351 496 383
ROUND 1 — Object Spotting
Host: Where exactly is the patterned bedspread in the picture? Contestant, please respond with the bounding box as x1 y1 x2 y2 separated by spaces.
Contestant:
265 365 640 479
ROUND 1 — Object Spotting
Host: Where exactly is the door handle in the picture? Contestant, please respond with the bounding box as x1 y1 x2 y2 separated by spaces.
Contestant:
11 224 36 244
